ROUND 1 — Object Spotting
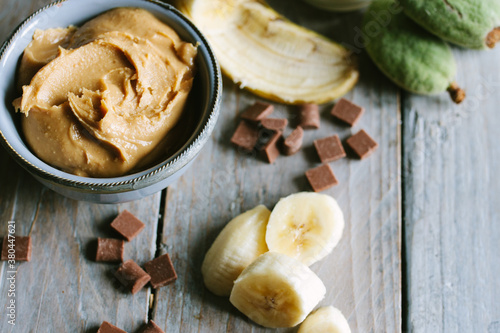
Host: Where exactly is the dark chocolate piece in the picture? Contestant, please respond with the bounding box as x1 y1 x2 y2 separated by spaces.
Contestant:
299 104 320 129
261 131 282 164
305 164 339 192
230 121 260 151
261 118 288 131
313 135 346 163
110 210 145 242
144 253 177 289
346 129 378 159
114 259 151 294
283 126 304 156
97 321 127 333
1 236 31 261
331 98 364 126
240 101 274 121
96 238 124 262
140 320 165 333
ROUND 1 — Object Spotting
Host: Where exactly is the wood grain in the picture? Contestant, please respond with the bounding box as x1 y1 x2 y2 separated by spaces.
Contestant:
0 3 161 332
0 0 403 332
403 47 500 332
152 2 402 332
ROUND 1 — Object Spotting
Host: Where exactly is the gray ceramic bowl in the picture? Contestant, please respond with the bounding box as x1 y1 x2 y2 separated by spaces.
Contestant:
0 0 221 203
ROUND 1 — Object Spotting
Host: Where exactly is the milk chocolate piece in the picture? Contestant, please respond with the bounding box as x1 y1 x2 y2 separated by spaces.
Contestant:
140 320 165 333
255 127 276 151
97 321 126 333
299 104 320 129
261 131 282 164
331 98 364 126
230 121 260 151
111 210 145 241
114 259 151 294
1 236 31 261
144 253 177 289
314 135 346 163
305 164 338 192
283 126 304 156
96 238 124 262
261 118 288 131
240 101 274 121
346 129 378 159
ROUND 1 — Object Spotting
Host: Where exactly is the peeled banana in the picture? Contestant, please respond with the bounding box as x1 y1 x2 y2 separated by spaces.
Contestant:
229 252 326 328
266 192 345 266
176 0 359 104
364 0 465 103
401 0 500 49
298 306 351 333
201 205 270 296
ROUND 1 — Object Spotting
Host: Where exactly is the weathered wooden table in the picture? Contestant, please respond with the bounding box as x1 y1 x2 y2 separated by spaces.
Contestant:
1 0 499 332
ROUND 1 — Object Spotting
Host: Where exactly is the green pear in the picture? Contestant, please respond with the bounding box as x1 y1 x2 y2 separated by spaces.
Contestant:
401 0 500 49
363 0 465 103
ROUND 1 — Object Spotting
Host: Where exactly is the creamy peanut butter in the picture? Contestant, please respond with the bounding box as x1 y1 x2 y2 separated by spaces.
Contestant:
13 8 197 177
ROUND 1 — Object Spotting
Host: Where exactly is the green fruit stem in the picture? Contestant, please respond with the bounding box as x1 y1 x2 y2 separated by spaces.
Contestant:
447 82 466 104
486 27 500 48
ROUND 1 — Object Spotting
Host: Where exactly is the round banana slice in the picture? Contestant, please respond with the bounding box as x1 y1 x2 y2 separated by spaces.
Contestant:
177 0 359 104
298 306 351 333
266 192 344 266
201 205 270 296
229 252 326 328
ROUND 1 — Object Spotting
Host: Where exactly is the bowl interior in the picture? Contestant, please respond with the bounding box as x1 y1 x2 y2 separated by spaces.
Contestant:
0 0 218 186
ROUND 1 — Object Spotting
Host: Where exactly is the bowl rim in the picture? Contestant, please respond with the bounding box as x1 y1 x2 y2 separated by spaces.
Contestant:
0 0 222 192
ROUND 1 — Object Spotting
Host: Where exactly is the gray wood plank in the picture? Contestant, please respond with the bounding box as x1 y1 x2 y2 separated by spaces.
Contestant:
403 47 500 332
0 1 161 331
0 190 161 332
153 2 402 332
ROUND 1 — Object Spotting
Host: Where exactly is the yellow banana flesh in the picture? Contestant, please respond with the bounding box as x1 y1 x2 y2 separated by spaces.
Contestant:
177 0 359 104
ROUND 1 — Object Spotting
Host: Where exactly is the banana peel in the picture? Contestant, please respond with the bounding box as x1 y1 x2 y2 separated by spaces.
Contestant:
176 0 359 104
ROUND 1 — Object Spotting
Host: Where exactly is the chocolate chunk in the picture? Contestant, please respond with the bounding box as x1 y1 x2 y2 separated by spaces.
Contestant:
346 129 378 159
96 238 124 262
140 320 165 333
240 101 274 121
97 321 127 333
305 164 339 192
144 253 177 289
111 210 145 241
313 134 346 163
299 104 320 129
261 118 288 131
261 131 282 164
255 127 277 151
331 98 364 126
283 126 304 156
230 121 260 151
114 259 151 294
1 236 31 261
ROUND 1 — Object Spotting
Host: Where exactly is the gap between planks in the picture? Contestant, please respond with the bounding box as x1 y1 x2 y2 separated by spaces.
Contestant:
148 188 169 323
400 90 409 333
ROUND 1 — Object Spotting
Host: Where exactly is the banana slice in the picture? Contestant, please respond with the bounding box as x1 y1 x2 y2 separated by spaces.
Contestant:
266 192 344 266
201 205 270 296
177 0 359 104
229 252 326 328
298 306 351 333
